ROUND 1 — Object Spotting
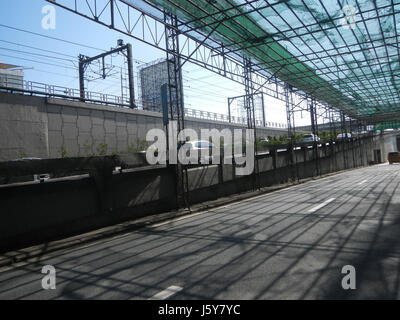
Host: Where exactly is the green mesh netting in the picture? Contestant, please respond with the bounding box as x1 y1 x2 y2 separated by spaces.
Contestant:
375 120 400 130
146 0 400 123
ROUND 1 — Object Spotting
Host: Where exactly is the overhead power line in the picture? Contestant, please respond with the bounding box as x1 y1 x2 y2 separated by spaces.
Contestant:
0 26 147 64
0 23 105 52
0 39 77 58
0 46 74 63
0 53 77 70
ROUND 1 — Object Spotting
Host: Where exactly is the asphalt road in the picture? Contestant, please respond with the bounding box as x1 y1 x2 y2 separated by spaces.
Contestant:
1 163 400 300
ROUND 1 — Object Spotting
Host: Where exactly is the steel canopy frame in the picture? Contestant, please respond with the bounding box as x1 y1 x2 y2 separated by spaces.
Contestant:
46 0 400 125
142 0 400 124
41 0 388 212
46 0 275 87
45 0 345 122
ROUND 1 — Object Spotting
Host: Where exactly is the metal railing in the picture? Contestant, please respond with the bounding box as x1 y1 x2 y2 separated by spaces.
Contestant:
0 79 287 129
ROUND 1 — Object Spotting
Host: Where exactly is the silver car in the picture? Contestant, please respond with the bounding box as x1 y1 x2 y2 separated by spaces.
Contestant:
302 134 320 142
179 140 218 164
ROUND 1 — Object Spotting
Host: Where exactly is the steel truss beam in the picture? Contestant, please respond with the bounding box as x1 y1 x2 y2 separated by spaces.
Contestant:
46 0 343 121
46 0 258 85
47 0 367 138
46 0 400 124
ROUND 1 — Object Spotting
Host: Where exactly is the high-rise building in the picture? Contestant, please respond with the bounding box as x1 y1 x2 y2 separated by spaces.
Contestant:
138 59 183 113
231 93 265 125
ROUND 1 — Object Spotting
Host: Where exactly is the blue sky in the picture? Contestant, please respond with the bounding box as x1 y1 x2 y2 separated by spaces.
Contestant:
0 0 290 125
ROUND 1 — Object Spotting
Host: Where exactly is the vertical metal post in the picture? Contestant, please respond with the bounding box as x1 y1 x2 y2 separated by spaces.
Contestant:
261 92 266 127
228 97 232 123
341 112 347 169
290 88 299 181
79 55 85 102
357 120 363 166
328 108 336 172
161 83 169 166
164 11 189 210
309 98 319 176
110 0 115 29
285 85 293 140
126 43 135 108
243 57 259 190
349 118 356 167
221 42 227 77
285 84 297 182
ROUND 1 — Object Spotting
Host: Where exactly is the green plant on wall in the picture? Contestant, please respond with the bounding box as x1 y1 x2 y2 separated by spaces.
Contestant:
319 131 335 140
83 142 94 157
126 143 137 155
136 139 149 152
19 151 28 158
126 139 149 154
96 143 108 156
295 133 304 143
60 146 68 158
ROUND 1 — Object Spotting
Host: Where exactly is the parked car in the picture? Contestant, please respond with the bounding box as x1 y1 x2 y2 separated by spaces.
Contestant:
388 152 400 164
352 131 367 138
336 133 352 140
302 134 320 142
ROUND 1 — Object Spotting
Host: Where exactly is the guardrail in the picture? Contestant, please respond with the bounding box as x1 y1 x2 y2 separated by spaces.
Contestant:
1 79 287 129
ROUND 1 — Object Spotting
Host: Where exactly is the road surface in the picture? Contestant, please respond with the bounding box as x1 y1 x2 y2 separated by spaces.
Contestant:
1 163 400 299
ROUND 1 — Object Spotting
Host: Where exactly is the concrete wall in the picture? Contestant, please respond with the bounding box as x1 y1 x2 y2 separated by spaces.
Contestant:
372 133 397 161
0 92 288 161
0 166 176 252
0 94 49 161
0 135 376 252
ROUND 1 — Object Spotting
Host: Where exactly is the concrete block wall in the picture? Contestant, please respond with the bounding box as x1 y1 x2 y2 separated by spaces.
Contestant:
45 101 165 159
0 94 49 160
0 92 288 161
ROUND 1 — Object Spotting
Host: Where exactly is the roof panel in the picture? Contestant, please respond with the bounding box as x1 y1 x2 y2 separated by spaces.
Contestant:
146 0 400 122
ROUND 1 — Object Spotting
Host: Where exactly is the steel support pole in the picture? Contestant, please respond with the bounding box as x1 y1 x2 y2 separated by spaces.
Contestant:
309 98 320 176
341 112 347 169
79 56 85 102
349 118 356 167
329 109 337 172
165 12 189 210
285 84 297 182
228 98 232 123
243 57 259 190
261 92 266 127
126 43 136 108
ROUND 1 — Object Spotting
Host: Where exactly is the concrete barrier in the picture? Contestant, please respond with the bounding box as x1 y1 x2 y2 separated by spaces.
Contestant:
0 92 288 161
0 165 175 252
0 120 383 253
